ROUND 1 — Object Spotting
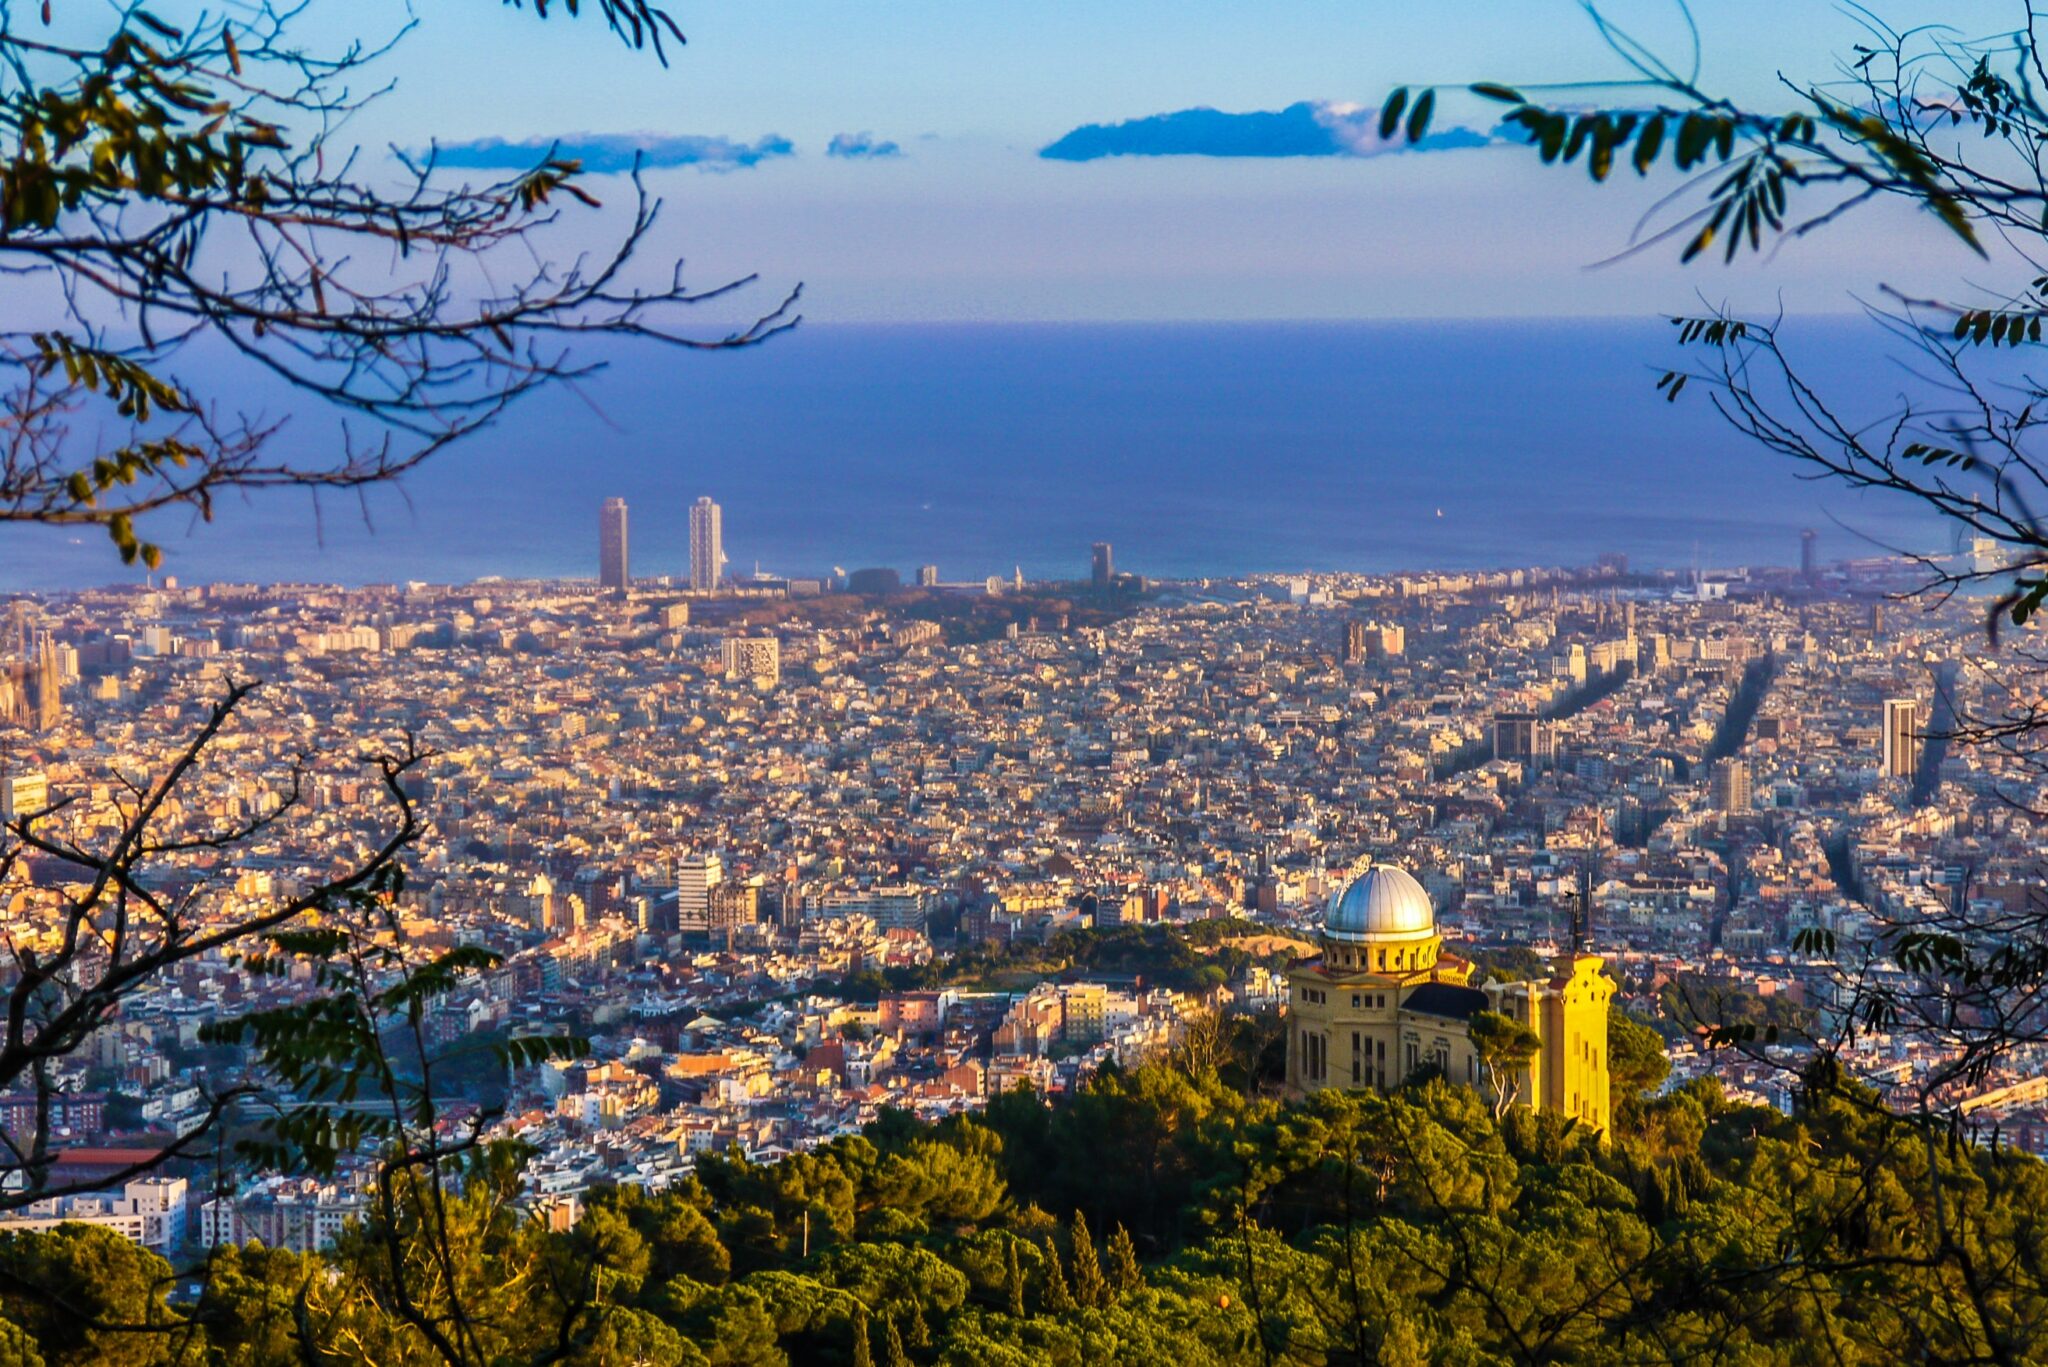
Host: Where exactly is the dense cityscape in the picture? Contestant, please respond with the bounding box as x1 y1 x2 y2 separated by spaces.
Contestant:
16 1 2048 1359
0 491 2025 1264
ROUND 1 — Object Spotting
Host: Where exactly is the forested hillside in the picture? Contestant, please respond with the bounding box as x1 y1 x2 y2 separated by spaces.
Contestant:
7 1012 2044 1365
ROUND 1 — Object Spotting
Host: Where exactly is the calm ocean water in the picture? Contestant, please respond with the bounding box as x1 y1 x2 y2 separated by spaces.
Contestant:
0 318 1952 591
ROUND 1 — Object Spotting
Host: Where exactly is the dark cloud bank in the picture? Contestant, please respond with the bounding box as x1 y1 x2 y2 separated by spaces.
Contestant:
431 132 795 173
1041 101 1495 161
827 131 902 159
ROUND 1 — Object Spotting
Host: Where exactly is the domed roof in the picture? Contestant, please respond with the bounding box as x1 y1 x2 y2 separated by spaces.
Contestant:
1324 864 1436 943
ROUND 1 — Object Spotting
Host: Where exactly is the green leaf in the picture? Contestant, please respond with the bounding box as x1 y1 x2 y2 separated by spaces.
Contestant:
1791 928 1837 956
267 928 352 958
1379 89 1408 140
1632 115 1667 173
1405 89 1434 143
1675 113 1711 168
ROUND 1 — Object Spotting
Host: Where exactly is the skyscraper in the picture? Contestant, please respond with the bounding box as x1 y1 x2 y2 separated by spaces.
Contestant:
1883 698 1919 779
690 496 723 593
1091 542 1113 588
599 497 629 593
1800 528 1818 582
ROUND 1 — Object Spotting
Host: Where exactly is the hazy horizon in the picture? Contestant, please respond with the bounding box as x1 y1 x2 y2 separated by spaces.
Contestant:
3 316 1954 593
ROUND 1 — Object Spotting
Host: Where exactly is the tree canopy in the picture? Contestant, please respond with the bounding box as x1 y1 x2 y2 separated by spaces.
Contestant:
0 1029 2030 1364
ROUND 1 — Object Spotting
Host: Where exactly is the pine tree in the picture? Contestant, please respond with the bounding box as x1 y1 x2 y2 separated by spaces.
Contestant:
1040 1234 1076 1313
1070 1211 1109 1308
884 1315 910 1367
1108 1222 1144 1294
1006 1238 1028 1318
909 1298 931 1348
853 1307 874 1367
1668 1162 1693 1218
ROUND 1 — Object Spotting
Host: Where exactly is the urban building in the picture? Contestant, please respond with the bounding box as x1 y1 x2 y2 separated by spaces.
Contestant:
721 636 781 688
1286 864 1613 1135
1091 542 1113 588
689 496 723 593
1492 712 1551 766
201 1178 365 1253
1359 622 1405 659
1709 757 1752 813
847 568 902 596
1883 697 1919 779
676 852 724 935
706 882 761 937
0 630 62 733
599 497 630 593
0 771 47 823
0 1177 188 1252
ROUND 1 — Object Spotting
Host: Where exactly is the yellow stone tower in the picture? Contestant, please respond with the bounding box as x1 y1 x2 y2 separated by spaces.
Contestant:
1285 863 1613 1135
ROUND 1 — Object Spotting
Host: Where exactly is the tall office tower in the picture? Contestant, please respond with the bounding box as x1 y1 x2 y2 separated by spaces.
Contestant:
1883 697 1920 779
1799 528 1818 582
599 498 630 593
1090 541 1114 588
676 851 724 935
917 564 940 588
689 496 723 592
1709 757 1752 813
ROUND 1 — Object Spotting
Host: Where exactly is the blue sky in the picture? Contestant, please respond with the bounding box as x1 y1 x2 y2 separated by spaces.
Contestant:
12 0 2015 587
298 2 2019 320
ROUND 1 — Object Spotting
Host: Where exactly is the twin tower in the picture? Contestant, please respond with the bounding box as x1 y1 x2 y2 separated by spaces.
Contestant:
1287 863 1613 1133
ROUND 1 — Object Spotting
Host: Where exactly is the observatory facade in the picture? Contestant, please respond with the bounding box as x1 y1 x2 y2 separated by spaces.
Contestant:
1285 863 1614 1134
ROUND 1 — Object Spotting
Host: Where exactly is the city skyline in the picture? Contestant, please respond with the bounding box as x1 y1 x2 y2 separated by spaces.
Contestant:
4 4 2045 1358
0 558 1992 1202
4 2 2048 1360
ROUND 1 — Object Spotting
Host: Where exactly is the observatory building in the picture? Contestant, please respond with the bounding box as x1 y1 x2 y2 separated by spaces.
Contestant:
1285 863 1613 1134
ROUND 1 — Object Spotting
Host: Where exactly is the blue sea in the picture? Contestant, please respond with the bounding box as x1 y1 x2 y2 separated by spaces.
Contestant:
0 318 1954 591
